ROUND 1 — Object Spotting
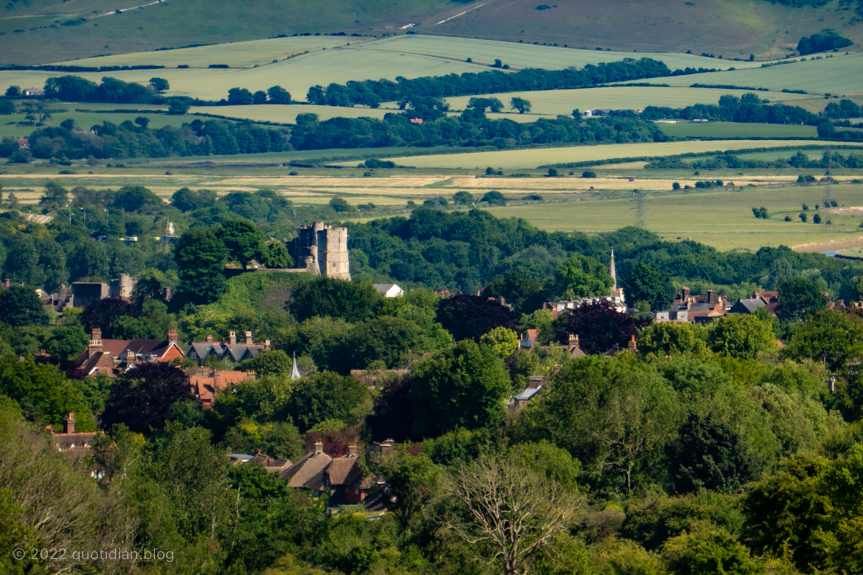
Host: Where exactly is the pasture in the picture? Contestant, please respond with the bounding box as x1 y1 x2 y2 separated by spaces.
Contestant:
0 104 217 139
481 183 863 251
192 104 557 124
444 86 814 116
632 52 863 96
49 36 359 69
657 122 818 139
371 140 861 169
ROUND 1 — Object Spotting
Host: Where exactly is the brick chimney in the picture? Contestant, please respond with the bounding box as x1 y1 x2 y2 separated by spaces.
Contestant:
348 445 358 458
628 335 637 353
264 340 271 350
126 349 135 362
707 290 714 304
64 412 75 434
206 334 213 343
245 331 253 345
682 286 690 301
229 331 236 345
314 441 323 455
88 329 103 357
168 330 178 344
2 279 9 288
753 290 759 299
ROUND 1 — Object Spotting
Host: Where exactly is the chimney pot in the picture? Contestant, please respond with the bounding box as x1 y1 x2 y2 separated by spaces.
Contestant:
348 444 358 457
245 331 253 345
707 290 714 304
229 331 236 345
64 412 75 434
206 334 213 343
314 441 323 454
168 329 178 344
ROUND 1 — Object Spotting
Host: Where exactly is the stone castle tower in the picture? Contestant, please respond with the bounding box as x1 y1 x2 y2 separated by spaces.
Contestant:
289 222 350 281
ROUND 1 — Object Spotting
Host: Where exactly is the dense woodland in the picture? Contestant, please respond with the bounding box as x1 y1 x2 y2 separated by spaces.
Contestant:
4 186 863 574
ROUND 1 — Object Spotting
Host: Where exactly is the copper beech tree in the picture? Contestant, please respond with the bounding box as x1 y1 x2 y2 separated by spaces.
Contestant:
443 454 584 575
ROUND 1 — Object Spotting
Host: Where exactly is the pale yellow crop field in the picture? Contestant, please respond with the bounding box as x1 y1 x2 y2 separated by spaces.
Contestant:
364 140 863 169
444 86 814 116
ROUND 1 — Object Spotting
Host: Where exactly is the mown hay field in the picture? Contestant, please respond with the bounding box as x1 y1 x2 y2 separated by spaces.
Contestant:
444 86 813 116
633 52 863 95
657 122 818 139
370 140 861 169
481 183 863 251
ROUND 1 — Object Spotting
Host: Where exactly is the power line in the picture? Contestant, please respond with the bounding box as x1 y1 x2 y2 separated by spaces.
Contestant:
633 189 647 229
823 149 835 228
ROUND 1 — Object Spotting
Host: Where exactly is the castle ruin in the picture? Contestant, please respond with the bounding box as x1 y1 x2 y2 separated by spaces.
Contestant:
288 222 351 281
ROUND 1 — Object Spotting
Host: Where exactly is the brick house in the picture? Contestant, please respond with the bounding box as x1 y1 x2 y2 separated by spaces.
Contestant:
188 367 255 408
186 332 271 364
73 328 185 377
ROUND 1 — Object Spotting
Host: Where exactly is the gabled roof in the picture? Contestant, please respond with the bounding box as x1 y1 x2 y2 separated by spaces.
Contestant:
326 457 364 487
280 451 333 490
514 387 542 401
732 298 766 313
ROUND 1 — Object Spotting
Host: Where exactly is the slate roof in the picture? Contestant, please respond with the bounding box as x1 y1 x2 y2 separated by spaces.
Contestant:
187 343 265 363
280 451 333 491
514 387 541 401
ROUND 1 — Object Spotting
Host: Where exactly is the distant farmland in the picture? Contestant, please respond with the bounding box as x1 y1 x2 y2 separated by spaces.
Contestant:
371 140 861 169
444 86 814 117
632 52 863 96
657 122 819 139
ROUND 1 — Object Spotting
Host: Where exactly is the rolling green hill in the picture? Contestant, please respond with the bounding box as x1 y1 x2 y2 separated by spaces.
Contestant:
0 0 860 65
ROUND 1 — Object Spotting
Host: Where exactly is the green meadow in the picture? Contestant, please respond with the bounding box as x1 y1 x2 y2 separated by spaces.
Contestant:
444 86 814 116
634 52 863 96
372 140 858 169
657 122 819 139
481 183 863 251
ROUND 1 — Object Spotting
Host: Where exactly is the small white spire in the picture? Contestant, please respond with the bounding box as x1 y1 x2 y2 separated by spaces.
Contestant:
610 249 618 296
290 352 301 381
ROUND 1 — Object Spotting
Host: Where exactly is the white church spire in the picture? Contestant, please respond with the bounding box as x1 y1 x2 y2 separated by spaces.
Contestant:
290 352 302 380
610 249 618 296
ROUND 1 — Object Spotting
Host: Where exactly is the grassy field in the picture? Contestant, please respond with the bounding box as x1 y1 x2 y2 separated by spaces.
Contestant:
371 140 862 169
657 122 819 139
0 0 856 65
190 104 561 124
480 183 863 251
0 104 227 139
633 52 863 96
444 86 814 116
0 47 483 103
49 36 359 68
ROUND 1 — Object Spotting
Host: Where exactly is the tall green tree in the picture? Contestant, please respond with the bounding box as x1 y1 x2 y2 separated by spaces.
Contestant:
0 286 49 327
778 276 827 320
173 227 229 304
549 255 614 299
215 219 266 269
707 314 776 360
624 262 675 312
409 340 511 437
283 371 373 432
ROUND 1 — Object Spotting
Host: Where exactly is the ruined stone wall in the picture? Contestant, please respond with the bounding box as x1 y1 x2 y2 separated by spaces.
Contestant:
288 222 350 280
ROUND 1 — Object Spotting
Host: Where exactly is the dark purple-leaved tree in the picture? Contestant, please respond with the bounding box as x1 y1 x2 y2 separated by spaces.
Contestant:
101 363 198 434
436 294 520 341
550 300 651 355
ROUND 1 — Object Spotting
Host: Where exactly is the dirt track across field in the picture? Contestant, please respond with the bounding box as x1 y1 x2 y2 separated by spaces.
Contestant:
793 236 863 253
